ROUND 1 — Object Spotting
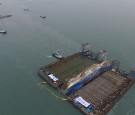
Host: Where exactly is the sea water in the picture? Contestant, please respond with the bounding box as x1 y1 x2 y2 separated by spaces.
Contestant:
0 0 135 115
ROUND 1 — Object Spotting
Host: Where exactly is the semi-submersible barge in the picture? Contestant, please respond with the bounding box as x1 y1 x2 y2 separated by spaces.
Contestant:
38 43 135 115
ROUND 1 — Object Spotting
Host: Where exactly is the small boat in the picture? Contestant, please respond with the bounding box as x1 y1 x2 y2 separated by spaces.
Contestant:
0 15 12 19
40 16 46 19
0 28 7 34
24 9 30 11
52 52 64 60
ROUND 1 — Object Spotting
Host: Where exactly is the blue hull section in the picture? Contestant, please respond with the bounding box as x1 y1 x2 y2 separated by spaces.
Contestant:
66 64 114 96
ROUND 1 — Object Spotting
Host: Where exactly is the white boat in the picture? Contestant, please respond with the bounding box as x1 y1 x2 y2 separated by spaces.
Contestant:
52 51 64 60
0 28 7 34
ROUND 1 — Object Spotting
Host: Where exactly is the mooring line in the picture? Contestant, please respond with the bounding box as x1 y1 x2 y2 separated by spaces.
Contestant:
38 82 70 101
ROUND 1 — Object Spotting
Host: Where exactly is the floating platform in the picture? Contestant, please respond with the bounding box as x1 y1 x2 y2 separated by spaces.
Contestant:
38 52 97 88
38 43 135 115
70 70 134 115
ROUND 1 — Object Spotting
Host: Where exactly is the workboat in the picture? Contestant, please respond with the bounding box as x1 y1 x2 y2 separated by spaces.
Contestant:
52 52 64 60
24 9 29 11
40 16 46 18
0 15 12 19
0 28 7 34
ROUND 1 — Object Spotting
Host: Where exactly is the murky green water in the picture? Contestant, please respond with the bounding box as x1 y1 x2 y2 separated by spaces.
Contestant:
0 0 135 115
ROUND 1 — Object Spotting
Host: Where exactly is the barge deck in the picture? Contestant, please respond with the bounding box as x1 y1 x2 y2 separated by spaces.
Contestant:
38 52 97 88
70 70 134 115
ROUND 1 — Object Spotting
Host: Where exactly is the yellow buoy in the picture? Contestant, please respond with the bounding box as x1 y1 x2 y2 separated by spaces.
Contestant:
40 82 47 84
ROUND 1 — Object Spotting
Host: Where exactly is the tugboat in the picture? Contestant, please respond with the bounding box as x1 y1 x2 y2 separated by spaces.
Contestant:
0 28 7 34
52 51 64 60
